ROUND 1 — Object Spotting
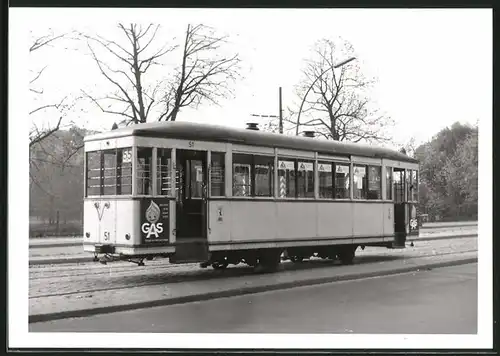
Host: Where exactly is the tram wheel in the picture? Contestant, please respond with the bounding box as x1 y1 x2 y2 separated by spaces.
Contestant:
258 249 281 273
338 246 356 265
212 261 228 270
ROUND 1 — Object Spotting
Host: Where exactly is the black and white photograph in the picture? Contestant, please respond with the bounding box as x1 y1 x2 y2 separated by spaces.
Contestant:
8 6 492 350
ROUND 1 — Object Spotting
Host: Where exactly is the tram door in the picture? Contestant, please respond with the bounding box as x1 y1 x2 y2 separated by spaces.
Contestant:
393 168 407 248
171 149 209 263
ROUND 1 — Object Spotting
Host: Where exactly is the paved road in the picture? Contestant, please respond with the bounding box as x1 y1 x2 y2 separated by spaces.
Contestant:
30 263 477 334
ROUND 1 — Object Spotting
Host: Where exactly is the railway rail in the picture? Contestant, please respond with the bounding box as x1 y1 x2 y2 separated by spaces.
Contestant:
30 236 477 300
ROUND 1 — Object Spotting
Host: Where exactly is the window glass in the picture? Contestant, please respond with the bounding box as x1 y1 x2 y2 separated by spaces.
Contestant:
367 166 382 200
353 165 367 199
297 161 314 198
318 162 333 198
156 148 172 196
406 169 412 202
117 148 132 195
393 169 405 202
278 159 296 198
210 152 225 196
103 150 117 195
189 159 204 198
137 147 152 195
335 164 350 199
386 167 393 200
86 151 101 196
233 154 252 197
412 170 419 201
254 155 274 197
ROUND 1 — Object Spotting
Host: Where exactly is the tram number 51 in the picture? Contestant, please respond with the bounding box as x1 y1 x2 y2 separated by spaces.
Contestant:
188 141 195 148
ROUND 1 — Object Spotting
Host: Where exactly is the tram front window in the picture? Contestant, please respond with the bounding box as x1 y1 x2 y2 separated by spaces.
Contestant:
137 147 152 195
85 148 133 196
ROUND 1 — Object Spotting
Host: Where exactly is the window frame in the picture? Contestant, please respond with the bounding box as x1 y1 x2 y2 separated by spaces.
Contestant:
317 161 334 199
254 155 274 197
353 164 368 200
232 153 275 198
210 151 226 197
85 147 133 197
156 147 173 197
136 146 153 196
334 162 351 200
385 166 393 201
366 165 382 200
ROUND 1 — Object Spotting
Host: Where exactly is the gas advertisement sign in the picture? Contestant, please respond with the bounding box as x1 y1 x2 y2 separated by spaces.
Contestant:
140 198 170 244
408 203 419 236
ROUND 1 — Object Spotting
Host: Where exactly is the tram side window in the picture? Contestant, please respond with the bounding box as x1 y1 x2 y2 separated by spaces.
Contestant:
353 165 367 199
156 148 172 196
86 151 101 196
367 166 382 200
335 163 350 199
297 161 315 198
210 152 225 196
406 170 412 202
117 148 132 195
411 170 419 201
278 159 296 198
318 162 333 199
233 154 252 197
254 155 274 197
386 167 393 200
393 168 405 203
137 147 152 195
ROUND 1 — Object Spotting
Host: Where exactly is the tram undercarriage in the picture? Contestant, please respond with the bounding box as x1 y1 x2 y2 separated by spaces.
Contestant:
90 242 395 273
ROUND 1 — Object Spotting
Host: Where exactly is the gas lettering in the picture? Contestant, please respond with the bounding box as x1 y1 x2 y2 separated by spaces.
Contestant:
141 222 164 239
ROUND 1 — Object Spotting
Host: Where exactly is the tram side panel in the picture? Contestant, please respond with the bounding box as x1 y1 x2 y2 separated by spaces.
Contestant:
352 202 386 244
207 200 388 247
383 203 395 241
316 202 354 238
275 201 317 240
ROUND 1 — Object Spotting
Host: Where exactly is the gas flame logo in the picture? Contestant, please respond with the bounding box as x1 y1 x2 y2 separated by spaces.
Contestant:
411 205 417 219
146 200 161 224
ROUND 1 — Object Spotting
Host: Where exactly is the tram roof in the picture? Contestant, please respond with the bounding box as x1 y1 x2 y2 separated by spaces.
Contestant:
85 121 418 164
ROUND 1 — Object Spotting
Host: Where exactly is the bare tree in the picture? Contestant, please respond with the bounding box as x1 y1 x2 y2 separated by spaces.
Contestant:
289 38 393 142
81 23 177 124
29 30 72 148
162 24 241 121
399 136 418 158
82 23 241 125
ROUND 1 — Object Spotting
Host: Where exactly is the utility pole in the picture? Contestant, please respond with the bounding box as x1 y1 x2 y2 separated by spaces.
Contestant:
251 87 284 134
279 87 283 134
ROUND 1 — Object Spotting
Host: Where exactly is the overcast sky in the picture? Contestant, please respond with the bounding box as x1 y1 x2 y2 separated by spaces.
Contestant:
14 8 491 149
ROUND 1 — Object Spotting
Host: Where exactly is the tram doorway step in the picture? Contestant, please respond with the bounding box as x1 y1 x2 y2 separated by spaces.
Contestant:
170 239 209 264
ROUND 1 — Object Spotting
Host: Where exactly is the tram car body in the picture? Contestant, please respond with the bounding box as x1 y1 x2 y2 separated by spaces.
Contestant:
83 121 419 270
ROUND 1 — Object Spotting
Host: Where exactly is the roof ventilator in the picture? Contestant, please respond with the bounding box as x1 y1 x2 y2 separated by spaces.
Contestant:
246 123 260 131
303 131 315 138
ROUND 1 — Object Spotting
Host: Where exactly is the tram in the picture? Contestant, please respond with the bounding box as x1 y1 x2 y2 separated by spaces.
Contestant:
83 121 419 271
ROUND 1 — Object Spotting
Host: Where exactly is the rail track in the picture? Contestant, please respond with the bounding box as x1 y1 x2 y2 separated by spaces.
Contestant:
29 237 477 300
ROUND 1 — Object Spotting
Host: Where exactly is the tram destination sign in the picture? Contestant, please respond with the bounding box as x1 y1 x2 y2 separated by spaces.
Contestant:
140 198 170 244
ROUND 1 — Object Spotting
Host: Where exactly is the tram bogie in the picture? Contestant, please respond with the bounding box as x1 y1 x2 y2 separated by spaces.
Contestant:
83 121 420 271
